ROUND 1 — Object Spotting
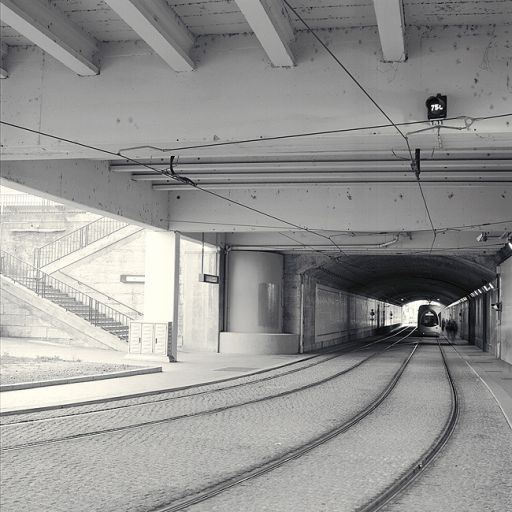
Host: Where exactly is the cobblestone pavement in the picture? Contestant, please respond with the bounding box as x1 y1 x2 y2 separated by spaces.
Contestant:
0 338 406 448
0 334 398 424
382 345 512 512
0 344 414 512
182 344 452 511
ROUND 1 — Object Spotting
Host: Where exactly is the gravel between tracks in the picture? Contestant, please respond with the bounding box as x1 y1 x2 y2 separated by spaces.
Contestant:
382 345 512 512
0 346 413 512
0 355 142 385
180 344 452 512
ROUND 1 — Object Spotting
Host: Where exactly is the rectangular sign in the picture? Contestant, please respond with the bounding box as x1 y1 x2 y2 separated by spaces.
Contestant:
199 273 220 284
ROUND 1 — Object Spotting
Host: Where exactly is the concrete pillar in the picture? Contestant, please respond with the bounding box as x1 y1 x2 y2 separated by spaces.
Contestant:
220 251 298 354
227 251 283 333
143 231 180 361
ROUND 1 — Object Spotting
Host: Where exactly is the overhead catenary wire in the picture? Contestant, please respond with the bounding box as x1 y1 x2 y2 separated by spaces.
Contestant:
280 0 442 251
116 112 512 154
0 120 512 256
0 121 347 255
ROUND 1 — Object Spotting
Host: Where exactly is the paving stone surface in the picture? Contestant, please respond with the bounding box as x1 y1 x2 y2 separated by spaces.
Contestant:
382 346 512 512
0 344 413 512
0 340 404 448
182 344 452 511
1 331 406 424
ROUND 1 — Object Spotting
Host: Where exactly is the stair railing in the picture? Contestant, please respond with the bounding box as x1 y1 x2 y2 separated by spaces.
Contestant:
34 216 128 268
54 271 142 319
1 251 131 339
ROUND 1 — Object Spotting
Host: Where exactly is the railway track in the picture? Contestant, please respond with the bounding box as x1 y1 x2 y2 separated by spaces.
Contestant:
146 343 421 512
1 328 415 451
357 339 459 512
138 338 459 512
0 327 411 427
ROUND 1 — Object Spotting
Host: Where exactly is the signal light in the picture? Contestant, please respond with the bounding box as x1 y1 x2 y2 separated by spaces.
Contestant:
426 94 447 120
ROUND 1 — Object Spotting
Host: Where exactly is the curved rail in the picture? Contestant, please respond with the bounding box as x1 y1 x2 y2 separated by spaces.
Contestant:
149 344 419 512
1 326 412 423
1 329 415 451
356 338 459 512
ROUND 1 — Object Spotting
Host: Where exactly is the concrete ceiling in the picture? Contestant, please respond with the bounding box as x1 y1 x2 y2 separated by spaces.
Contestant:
0 0 511 306
2 0 510 46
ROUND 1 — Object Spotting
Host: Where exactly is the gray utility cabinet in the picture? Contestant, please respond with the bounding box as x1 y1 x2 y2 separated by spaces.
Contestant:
129 322 174 362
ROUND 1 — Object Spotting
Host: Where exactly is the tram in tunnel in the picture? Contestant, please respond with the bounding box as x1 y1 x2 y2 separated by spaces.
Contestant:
417 304 442 337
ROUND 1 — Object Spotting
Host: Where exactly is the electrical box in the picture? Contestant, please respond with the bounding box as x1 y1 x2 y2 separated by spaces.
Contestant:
129 321 175 362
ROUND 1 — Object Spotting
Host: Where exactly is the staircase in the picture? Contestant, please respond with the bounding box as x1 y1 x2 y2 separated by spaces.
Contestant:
1 251 133 342
34 216 129 268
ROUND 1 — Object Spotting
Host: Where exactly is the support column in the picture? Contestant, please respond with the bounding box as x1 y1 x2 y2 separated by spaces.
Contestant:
220 250 298 354
143 231 180 361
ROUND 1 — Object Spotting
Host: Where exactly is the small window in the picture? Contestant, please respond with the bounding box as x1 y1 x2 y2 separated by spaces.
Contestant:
420 311 439 327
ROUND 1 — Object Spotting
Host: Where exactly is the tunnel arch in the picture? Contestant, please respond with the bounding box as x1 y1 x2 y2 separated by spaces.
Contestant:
310 254 495 305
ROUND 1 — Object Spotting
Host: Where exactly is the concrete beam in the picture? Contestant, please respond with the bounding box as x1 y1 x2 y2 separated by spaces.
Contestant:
0 0 98 76
104 0 194 72
373 0 406 62
0 41 8 78
0 159 169 229
165 183 512 233
2 25 510 161
235 0 294 67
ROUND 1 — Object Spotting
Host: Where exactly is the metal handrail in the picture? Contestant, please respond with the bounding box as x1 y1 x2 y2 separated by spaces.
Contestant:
55 271 142 318
0 251 131 339
0 194 81 213
34 216 128 268
0 194 61 207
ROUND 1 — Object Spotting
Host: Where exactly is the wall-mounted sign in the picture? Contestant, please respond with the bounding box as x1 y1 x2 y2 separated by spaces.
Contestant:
199 273 219 284
426 94 447 120
120 274 145 283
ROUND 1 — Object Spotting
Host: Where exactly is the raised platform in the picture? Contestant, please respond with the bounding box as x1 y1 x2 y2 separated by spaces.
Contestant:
219 332 299 355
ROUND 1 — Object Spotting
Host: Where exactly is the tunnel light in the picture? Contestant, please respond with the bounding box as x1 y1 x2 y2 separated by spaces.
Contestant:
508 242 512 250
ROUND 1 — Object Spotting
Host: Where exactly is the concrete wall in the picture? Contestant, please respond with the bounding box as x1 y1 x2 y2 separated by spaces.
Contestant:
283 255 402 352
444 283 500 359
1 208 98 264
62 230 145 312
0 277 126 350
0 291 72 342
179 240 219 352
501 256 512 365
227 251 283 334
